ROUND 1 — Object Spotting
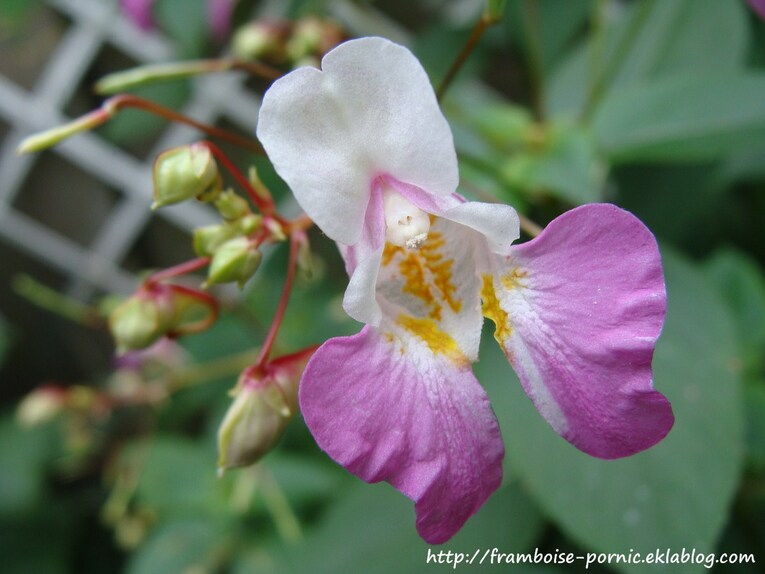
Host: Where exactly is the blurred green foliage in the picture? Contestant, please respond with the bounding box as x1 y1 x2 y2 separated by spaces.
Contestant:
3 0 765 573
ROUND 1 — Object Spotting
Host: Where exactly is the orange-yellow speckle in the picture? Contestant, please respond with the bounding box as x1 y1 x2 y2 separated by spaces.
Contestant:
481 274 512 344
382 226 462 321
397 314 467 365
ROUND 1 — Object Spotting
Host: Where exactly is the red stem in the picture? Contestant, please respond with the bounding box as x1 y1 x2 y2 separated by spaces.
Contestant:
104 95 265 154
202 141 277 217
254 233 301 370
148 257 210 283
167 284 220 336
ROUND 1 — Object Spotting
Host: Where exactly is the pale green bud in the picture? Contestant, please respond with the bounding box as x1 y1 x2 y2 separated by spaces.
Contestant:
16 386 65 427
238 213 262 235
217 381 294 472
231 22 283 61
214 189 250 220
193 223 238 257
215 351 311 474
109 290 175 352
286 17 323 62
152 143 220 209
206 237 262 288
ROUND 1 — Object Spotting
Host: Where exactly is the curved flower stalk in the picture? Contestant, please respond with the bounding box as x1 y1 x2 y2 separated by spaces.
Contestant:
257 37 674 544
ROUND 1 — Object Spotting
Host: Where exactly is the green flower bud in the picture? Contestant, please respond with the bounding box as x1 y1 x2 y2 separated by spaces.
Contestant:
109 289 175 352
214 189 250 220
152 143 220 209
216 379 294 472
16 386 65 427
286 17 323 62
216 348 314 473
206 237 262 288
193 223 238 257
231 21 284 62
238 213 262 235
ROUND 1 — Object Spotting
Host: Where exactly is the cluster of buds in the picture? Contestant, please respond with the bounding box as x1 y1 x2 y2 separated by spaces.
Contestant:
194 188 266 288
217 347 315 473
231 16 345 69
16 58 318 477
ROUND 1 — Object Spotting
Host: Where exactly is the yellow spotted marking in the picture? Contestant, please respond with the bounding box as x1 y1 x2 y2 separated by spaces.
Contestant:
397 314 467 365
381 227 462 321
481 274 512 344
501 267 528 290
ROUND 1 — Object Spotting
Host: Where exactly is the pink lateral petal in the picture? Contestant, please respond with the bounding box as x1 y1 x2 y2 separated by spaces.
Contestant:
299 327 504 543
492 203 674 459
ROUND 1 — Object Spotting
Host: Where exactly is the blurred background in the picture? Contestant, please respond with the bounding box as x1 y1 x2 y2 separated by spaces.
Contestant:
1 0 765 572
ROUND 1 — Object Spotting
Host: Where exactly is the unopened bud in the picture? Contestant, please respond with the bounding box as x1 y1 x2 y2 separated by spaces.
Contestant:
238 213 262 235
206 237 262 288
152 143 220 209
217 348 314 473
16 386 65 427
231 21 285 62
109 288 175 352
214 189 250 220
193 223 238 257
286 17 323 62
217 378 294 472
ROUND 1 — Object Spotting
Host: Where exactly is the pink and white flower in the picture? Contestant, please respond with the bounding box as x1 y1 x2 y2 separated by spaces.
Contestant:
257 37 674 544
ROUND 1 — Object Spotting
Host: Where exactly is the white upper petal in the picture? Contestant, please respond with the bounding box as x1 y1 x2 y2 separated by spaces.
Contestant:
256 37 459 246
442 202 520 255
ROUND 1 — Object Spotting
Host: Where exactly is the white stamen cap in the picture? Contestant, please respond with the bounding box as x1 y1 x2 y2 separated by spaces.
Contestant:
382 188 430 249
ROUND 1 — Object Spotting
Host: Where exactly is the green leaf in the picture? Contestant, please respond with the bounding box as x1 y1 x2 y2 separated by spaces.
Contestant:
593 74 765 162
244 481 544 574
135 436 222 517
154 0 208 57
501 123 604 205
547 0 749 117
0 506 73 574
264 453 345 508
704 249 765 362
475 250 744 573
505 0 593 72
126 519 226 574
0 415 54 515
744 383 765 472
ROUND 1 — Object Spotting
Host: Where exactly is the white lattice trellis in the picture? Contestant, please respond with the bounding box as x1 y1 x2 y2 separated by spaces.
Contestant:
0 0 412 302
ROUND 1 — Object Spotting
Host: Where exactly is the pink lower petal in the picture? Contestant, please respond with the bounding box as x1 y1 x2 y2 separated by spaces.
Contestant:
299 326 504 543
489 203 674 459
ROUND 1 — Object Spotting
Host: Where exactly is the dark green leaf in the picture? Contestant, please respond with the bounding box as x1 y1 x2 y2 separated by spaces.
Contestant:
0 415 54 515
135 436 223 516
248 481 544 574
126 519 226 574
548 0 749 117
744 383 765 472
704 249 765 360
593 74 765 162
